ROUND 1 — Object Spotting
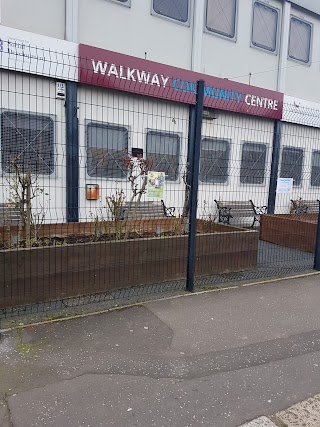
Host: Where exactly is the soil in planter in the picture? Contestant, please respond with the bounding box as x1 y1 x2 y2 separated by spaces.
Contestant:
0 220 242 250
1 231 191 249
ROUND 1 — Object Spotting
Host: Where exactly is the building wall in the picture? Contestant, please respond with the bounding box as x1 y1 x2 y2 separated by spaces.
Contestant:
2 0 320 103
78 0 193 69
77 86 190 220
202 0 281 91
0 71 67 222
285 4 320 102
1 0 65 40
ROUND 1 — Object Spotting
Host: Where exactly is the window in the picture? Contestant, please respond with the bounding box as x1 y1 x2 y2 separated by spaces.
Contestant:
252 1 278 52
1 111 54 175
200 138 230 183
240 142 267 184
152 0 189 23
86 122 128 179
288 16 312 63
146 130 180 181
311 151 320 187
280 147 303 186
206 0 237 39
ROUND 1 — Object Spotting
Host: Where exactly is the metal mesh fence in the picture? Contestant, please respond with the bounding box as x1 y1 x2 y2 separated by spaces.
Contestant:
0 54 319 321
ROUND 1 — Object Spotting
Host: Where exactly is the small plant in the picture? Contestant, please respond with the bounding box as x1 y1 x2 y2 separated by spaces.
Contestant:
200 200 217 233
106 189 125 240
5 158 49 247
89 208 106 241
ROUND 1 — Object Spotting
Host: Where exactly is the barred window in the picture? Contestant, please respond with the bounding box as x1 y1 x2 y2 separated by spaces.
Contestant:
87 122 128 179
146 131 180 181
1 111 54 175
280 147 303 186
153 0 189 23
311 151 320 187
240 142 267 184
288 17 312 63
252 1 278 52
206 0 237 39
200 138 230 183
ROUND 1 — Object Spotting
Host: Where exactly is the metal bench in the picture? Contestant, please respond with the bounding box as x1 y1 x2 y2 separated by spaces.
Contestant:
122 200 175 220
214 199 267 227
0 203 20 226
290 199 320 214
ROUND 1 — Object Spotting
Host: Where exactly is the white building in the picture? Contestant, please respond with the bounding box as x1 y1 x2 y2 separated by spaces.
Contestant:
0 0 320 223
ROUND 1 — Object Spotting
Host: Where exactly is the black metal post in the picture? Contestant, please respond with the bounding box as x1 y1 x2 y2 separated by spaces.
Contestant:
186 80 204 292
267 120 281 214
66 81 79 223
314 204 320 270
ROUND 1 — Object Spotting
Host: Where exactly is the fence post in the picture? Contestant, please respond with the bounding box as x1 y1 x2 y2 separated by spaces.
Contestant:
267 120 281 214
186 80 204 292
66 81 79 223
314 204 320 270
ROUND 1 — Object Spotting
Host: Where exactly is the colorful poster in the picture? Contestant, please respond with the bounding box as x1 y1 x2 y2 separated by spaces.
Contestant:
147 171 165 199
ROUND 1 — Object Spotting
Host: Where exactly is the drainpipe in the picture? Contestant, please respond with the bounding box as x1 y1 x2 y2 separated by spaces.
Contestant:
267 1 291 214
65 0 79 222
65 0 79 42
277 0 291 92
191 0 205 71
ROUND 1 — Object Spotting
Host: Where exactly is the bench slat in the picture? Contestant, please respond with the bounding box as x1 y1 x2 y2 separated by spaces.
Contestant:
122 200 175 219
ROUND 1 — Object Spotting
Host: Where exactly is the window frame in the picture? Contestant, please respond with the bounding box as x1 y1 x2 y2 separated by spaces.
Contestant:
204 0 238 42
107 0 131 8
240 141 268 186
145 129 181 182
151 0 191 27
0 109 56 177
199 137 230 184
288 15 313 65
86 120 130 180
280 146 304 187
251 0 279 55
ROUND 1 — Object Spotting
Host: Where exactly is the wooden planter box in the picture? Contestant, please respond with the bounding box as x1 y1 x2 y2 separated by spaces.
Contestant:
0 221 258 309
260 214 318 253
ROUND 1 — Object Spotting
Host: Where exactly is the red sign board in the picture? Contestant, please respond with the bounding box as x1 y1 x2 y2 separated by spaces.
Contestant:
79 44 283 120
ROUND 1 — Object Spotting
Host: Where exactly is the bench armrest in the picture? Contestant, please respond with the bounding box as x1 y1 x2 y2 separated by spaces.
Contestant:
254 205 267 215
161 200 176 217
250 200 267 215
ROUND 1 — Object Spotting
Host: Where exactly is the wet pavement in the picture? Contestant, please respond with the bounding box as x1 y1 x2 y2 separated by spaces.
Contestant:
1 273 320 426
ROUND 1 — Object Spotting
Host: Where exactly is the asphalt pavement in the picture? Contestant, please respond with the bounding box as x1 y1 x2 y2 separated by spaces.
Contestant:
1 273 320 426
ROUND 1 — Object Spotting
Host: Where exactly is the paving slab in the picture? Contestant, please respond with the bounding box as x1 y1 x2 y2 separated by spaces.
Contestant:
275 393 320 426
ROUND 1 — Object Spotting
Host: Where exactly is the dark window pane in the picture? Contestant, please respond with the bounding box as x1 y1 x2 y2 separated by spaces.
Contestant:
206 0 237 38
1 111 54 175
87 123 128 179
280 147 303 186
240 142 267 184
252 2 278 52
153 0 189 23
200 138 230 183
146 131 180 181
288 17 312 63
311 151 320 187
